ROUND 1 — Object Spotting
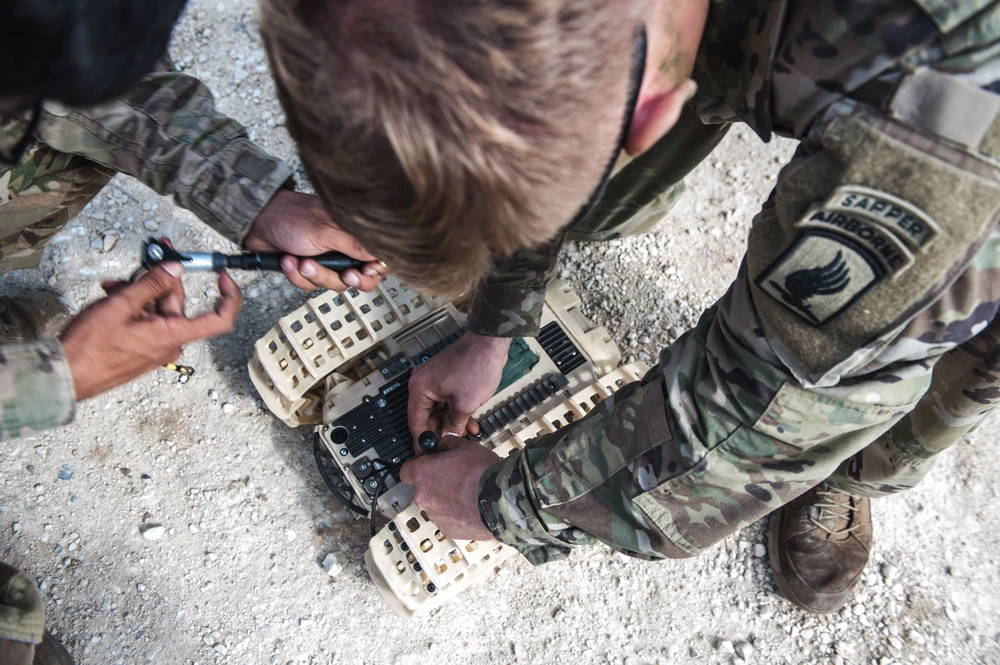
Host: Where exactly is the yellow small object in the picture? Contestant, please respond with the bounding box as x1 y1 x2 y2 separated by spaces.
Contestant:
163 362 195 383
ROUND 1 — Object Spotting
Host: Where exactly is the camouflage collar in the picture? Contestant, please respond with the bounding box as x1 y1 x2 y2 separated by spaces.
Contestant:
692 0 788 140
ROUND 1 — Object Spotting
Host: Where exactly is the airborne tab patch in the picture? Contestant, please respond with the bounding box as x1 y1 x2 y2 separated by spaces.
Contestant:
797 208 914 278
755 232 883 326
824 185 939 251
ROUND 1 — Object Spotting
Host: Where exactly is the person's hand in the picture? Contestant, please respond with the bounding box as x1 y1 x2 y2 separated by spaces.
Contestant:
399 435 499 541
243 190 387 292
407 332 511 449
59 264 241 400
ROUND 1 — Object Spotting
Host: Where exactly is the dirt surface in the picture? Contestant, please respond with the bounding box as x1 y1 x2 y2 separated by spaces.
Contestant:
2 2 999 664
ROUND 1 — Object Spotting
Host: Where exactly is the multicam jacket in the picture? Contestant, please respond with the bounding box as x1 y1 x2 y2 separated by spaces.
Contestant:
475 0 1000 563
0 67 293 440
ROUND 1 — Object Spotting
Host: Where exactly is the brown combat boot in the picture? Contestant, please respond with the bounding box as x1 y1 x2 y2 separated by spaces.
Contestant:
0 562 74 665
768 483 873 613
0 292 72 344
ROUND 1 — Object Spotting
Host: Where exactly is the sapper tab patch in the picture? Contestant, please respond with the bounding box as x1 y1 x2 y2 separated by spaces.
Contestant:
824 185 940 251
755 231 884 326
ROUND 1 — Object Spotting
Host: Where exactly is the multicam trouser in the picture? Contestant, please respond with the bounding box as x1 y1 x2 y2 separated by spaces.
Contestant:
0 118 114 272
828 312 1000 498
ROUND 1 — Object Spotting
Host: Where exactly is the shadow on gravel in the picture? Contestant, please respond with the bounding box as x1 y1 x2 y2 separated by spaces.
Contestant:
264 417 372 577
201 282 372 576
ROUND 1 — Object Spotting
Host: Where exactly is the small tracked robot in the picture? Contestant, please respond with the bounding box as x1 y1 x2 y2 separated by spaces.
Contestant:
249 277 646 615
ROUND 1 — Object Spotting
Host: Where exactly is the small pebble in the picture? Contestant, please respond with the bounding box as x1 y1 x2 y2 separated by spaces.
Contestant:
221 403 236 415
208 389 219 401
717 640 735 655
735 641 753 659
11 522 20 534
752 543 766 558
140 524 166 541
57 464 74 481
321 551 347 577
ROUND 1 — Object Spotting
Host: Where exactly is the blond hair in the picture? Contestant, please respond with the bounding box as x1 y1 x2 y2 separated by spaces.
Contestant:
261 0 640 295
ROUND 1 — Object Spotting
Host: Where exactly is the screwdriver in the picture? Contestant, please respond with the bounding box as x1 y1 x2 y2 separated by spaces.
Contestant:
141 237 369 273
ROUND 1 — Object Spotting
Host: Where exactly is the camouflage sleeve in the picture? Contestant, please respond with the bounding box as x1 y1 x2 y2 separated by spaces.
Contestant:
478 91 1000 564
466 232 568 338
0 340 76 440
32 67 294 245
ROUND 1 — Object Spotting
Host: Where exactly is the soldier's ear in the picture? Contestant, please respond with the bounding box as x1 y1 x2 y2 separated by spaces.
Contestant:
624 77 697 157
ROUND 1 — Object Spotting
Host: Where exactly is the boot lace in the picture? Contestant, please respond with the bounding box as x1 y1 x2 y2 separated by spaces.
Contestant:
808 489 860 536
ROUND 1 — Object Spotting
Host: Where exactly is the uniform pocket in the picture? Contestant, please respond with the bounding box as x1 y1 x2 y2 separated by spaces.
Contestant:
634 381 918 555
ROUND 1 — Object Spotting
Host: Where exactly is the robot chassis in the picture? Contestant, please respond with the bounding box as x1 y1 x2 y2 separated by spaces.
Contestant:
249 276 646 615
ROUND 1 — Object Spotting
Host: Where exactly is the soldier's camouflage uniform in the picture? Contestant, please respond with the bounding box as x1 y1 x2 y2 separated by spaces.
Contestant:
0 65 293 442
475 0 1000 564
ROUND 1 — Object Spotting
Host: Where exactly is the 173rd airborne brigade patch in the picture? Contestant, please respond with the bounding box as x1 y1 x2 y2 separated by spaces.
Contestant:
756 186 939 326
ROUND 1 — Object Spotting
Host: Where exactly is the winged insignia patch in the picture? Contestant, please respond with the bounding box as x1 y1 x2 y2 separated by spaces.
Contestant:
769 251 851 324
756 232 883 326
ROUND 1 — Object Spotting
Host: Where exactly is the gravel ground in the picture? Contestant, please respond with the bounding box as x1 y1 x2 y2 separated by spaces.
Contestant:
2 2 999 664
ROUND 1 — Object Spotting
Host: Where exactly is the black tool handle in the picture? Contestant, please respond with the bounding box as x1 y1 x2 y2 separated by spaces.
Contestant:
226 251 366 272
